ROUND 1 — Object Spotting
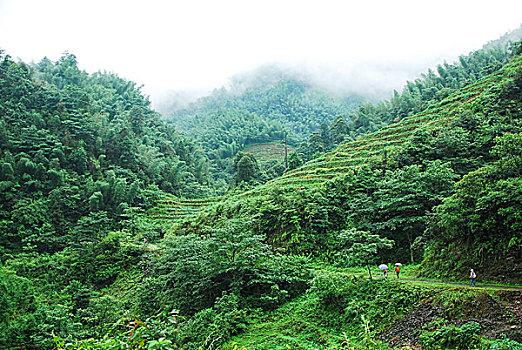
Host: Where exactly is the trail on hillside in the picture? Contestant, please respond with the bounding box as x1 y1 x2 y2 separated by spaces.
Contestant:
395 278 522 290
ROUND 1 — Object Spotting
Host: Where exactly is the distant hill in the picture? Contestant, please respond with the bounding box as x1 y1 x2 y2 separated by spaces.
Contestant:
167 67 364 146
164 67 363 183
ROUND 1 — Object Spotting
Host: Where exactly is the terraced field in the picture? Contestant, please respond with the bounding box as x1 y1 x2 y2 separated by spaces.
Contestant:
243 142 294 166
149 56 522 227
237 60 513 198
147 194 220 228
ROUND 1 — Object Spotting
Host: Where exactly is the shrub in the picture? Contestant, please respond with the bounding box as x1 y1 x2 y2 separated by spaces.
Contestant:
419 320 481 350
487 334 522 350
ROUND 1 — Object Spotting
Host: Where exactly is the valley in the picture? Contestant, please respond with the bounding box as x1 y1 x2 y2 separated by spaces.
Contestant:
1 28 522 350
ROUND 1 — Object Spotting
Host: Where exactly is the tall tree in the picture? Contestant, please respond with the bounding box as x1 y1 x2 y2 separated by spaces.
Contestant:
233 152 260 184
337 228 394 278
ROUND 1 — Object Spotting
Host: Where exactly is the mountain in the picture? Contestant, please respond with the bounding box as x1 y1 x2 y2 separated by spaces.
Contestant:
103 49 522 350
163 30 521 186
0 49 219 339
162 65 364 185
158 51 522 280
167 64 364 142
1 29 522 349
0 50 224 348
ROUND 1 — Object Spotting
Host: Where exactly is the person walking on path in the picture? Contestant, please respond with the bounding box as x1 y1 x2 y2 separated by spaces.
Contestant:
470 269 476 287
383 269 388 278
395 265 401 279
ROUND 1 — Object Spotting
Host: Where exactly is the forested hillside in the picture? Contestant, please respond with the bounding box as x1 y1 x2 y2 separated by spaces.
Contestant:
166 66 364 184
0 51 217 348
1 30 522 350
167 65 363 147
175 50 522 279
0 50 220 254
350 26 522 134
296 28 522 163
164 29 521 186
54 47 522 350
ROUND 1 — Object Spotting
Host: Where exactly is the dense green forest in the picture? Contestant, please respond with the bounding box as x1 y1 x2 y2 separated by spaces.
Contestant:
1 27 522 350
0 50 217 347
176 46 522 273
165 66 364 184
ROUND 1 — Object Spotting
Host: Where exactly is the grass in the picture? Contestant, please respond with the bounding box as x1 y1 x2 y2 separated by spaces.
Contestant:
219 266 429 350
220 294 353 350
400 276 522 290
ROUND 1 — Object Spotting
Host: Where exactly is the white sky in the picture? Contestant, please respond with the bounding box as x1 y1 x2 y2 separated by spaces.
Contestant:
1 0 521 106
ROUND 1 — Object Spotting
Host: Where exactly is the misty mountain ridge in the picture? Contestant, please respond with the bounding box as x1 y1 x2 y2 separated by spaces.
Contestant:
163 26 521 146
155 60 429 115
157 24 522 187
165 68 363 148
155 24 522 116
223 61 417 98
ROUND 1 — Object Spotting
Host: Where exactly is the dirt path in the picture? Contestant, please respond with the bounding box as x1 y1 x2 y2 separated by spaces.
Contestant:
397 278 522 290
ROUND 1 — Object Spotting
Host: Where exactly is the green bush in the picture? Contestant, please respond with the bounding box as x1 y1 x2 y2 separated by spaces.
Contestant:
308 272 423 332
148 221 311 315
487 334 522 350
178 293 248 349
53 310 180 350
419 320 481 350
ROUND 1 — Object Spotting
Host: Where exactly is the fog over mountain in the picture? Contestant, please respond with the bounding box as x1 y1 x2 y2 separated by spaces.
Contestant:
154 57 440 115
155 24 522 115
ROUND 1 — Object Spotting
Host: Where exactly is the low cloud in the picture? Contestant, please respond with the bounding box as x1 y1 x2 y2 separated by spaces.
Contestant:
153 56 449 115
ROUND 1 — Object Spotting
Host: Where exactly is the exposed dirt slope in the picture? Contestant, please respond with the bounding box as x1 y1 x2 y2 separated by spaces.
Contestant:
383 290 522 348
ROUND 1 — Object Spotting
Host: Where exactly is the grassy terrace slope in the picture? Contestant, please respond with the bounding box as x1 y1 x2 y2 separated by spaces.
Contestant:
147 194 220 227
236 55 520 195
150 55 522 227
244 142 294 166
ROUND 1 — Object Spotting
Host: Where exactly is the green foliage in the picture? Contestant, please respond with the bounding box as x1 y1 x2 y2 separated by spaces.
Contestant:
308 275 423 332
0 50 214 256
0 51 216 349
334 228 394 277
222 273 424 349
2 33 522 350
0 268 47 349
234 152 261 184
139 219 311 315
487 334 522 350
178 293 248 349
176 53 522 277
167 71 362 184
425 130 522 281
53 310 179 350
355 161 457 263
419 320 481 350
287 150 303 170
297 115 351 163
